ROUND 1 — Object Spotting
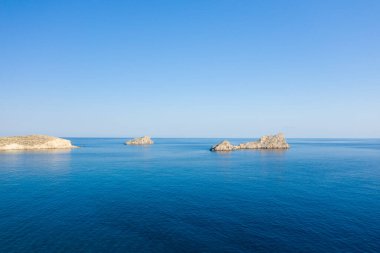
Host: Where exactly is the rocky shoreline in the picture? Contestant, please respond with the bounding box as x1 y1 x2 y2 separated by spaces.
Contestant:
0 134 289 152
0 135 77 151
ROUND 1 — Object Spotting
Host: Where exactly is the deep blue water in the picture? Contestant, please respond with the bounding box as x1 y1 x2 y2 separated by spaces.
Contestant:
0 138 379 253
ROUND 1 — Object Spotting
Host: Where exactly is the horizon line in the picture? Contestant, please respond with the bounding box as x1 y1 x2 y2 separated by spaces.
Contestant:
60 136 380 139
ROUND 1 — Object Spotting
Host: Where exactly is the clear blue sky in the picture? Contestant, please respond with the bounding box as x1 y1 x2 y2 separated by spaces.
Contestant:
1 0 379 138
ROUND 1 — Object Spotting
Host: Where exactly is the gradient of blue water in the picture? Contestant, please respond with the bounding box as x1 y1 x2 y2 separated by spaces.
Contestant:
0 138 379 253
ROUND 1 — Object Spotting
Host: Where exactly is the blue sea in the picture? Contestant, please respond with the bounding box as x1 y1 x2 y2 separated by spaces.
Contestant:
0 138 379 253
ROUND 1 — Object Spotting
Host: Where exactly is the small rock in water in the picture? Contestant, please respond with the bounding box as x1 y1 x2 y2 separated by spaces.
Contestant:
125 136 154 145
210 140 237 151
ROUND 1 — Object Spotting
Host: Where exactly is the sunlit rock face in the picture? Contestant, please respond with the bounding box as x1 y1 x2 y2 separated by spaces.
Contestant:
210 133 290 151
125 136 154 145
237 133 290 149
210 140 237 151
0 135 77 150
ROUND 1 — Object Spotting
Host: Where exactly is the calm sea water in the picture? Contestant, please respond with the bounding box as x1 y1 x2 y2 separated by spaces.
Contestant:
0 138 379 253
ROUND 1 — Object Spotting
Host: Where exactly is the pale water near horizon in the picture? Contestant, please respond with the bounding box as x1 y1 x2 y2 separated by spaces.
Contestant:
0 138 379 252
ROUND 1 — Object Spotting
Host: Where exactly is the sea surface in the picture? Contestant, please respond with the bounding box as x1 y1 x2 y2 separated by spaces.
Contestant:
0 138 379 253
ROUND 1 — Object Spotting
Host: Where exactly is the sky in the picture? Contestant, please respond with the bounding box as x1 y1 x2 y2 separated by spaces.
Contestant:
0 0 379 138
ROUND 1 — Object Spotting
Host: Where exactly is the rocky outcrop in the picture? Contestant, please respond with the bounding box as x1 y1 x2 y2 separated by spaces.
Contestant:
0 135 77 151
237 133 290 149
210 133 290 151
210 140 237 151
125 136 154 145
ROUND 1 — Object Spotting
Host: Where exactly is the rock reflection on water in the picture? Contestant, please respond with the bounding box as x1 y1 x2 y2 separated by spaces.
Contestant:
213 148 289 173
213 148 288 156
0 149 73 154
0 149 73 175
256 149 287 156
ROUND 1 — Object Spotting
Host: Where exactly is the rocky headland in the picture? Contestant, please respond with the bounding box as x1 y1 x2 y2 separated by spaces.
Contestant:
125 136 154 145
0 135 77 151
210 133 290 151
